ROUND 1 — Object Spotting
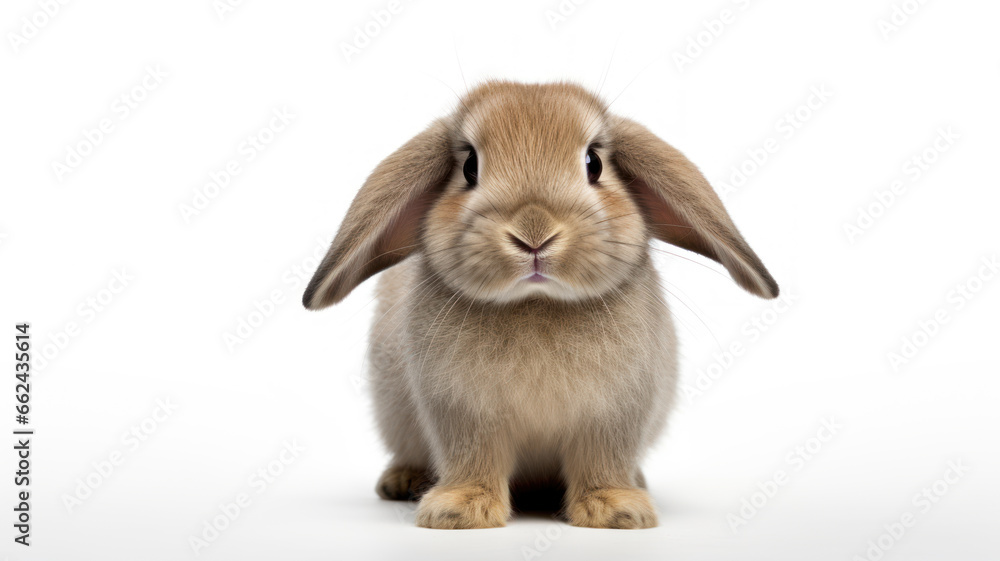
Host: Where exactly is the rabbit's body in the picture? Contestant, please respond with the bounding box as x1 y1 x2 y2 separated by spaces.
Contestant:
304 81 777 529
371 255 677 500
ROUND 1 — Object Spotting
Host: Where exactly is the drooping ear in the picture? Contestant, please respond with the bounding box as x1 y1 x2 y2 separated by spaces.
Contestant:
609 116 779 298
303 118 453 309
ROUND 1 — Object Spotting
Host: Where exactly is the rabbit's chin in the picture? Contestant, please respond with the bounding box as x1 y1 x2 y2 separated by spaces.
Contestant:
492 275 579 303
447 271 620 305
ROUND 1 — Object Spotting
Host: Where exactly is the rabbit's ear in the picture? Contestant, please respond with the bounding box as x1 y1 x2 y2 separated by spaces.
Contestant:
609 116 779 298
303 119 453 309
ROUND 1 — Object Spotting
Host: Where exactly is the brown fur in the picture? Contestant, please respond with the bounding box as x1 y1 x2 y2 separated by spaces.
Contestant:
304 81 778 529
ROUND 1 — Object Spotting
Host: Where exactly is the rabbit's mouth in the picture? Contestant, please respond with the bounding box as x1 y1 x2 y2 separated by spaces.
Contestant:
522 252 554 283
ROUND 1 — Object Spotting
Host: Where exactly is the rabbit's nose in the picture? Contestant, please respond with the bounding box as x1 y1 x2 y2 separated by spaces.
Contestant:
509 204 559 249
508 232 558 255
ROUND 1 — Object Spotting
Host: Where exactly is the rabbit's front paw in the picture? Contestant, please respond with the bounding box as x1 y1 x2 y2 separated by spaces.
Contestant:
566 487 657 529
415 483 510 529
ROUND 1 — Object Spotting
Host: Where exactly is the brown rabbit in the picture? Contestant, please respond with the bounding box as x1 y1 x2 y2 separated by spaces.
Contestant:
303 81 778 529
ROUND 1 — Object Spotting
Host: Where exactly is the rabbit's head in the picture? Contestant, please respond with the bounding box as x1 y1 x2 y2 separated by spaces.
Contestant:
303 81 778 309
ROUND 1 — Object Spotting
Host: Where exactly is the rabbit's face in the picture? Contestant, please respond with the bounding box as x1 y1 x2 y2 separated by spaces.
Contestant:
302 80 778 310
423 83 648 304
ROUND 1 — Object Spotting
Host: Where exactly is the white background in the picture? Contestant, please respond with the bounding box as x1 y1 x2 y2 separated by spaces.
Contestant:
2 1 998 560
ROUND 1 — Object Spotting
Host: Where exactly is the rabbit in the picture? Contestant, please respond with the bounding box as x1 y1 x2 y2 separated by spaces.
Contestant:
303 81 778 529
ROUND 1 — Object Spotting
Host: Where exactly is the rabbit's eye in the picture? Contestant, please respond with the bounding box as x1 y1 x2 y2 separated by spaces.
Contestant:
585 148 602 184
463 149 479 188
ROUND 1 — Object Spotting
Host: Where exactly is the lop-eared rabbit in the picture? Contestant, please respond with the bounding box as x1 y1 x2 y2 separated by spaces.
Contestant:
303 81 778 529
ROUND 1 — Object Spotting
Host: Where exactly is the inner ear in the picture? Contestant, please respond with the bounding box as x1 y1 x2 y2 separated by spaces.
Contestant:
302 118 454 309
362 186 443 281
607 113 779 299
625 177 721 262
